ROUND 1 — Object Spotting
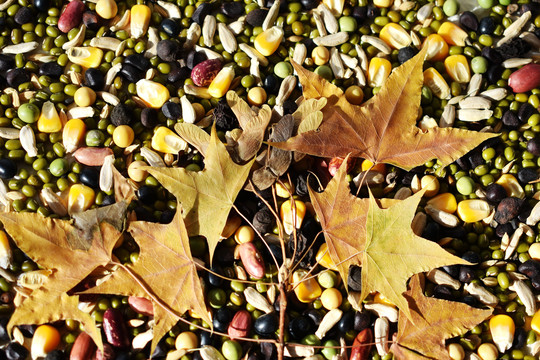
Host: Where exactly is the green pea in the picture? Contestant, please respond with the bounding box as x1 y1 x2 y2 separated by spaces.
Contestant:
222 340 242 360
86 129 105 147
49 158 68 177
477 0 494 8
318 270 338 289
471 56 488 74
208 288 226 308
17 103 39 123
322 340 339 360
301 334 321 346
339 16 357 32
274 61 293 79
456 176 475 195
314 65 333 81
442 0 459 16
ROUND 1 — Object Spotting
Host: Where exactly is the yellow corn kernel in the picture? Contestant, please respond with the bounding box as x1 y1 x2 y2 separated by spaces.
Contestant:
422 34 449 61
66 47 103 69
280 199 306 234
151 126 188 154
254 26 284 56
456 199 491 223
427 193 457 213
276 181 295 198
31 325 61 359
361 159 386 175
234 225 255 244
316 243 337 270
0 230 11 270
489 314 515 353
496 174 525 199
136 79 170 108
531 309 540 334
379 23 411 49
62 118 86 153
423 67 450 99
208 67 235 98
444 55 471 83
221 214 242 239
323 0 344 16
37 101 62 133
437 21 468 46
373 0 393 7
131 4 151 38
368 57 391 88
420 175 440 197
68 184 95 213
293 269 322 303
373 292 396 307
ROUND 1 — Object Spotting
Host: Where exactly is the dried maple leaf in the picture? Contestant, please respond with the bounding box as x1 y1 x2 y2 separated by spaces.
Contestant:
310 160 467 318
270 48 498 171
145 125 254 261
390 274 493 360
86 206 211 353
175 91 271 163
0 202 128 348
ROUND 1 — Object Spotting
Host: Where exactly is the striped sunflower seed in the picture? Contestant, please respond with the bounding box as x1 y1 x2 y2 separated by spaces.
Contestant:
313 32 349 47
19 125 37 158
375 317 390 356
262 0 281 30
202 15 216 47
218 23 237 54
2 41 39 54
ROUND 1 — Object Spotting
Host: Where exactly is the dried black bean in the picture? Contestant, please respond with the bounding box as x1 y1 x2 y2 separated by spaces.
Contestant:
288 316 314 339
397 46 418 64
254 313 279 337
253 208 273 234
348 265 362 291
351 6 368 22
157 40 180 62
14 7 33 25
502 110 520 128
486 64 504 84
186 50 207 70
518 259 540 278
498 38 531 60
6 69 29 88
263 74 281 95
0 159 16 179
459 11 478 31
79 167 99 189
214 98 238 131
337 311 354 333
161 101 182 119
119 63 143 83
85 68 105 90
518 103 536 123
478 16 496 35
518 168 538 184
137 186 156 205
45 350 65 360
161 18 180 37
34 0 50 12
221 2 244 18
0 55 13 72
207 265 223 287
39 62 63 78
459 266 475 283
124 54 150 72
246 9 268 27
353 311 371 332
433 285 453 300
82 10 101 30
192 3 213 25
140 108 158 128
485 183 507 203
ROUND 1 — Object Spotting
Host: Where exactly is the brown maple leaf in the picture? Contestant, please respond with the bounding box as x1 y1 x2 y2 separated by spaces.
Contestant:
0 201 128 348
145 125 254 262
270 47 498 171
310 159 467 318
390 274 493 360
86 205 211 353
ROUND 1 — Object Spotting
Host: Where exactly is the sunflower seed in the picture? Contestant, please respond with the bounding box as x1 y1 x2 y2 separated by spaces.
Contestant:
497 11 531 46
100 155 114 193
67 106 95 119
467 73 483 96
183 22 201 50
263 0 281 30
394 187 412 200
354 45 368 72
112 10 130 31
510 280 536 316
439 104 455 128
218 23 237 53
180 95 196 124
459 96 491 109
145 27 159 58
503 57 532 68
98 91 120 106
361 35 391 54
313 32 349 47
62 24 86 50
464 282 499 306
105 63 122 86
339 53 358 69
200 346 226 360
418 116 438 131
364 303 398 322
313 11 327 36
202 15 216 47
504 227 523 259
417 3 434 22
157 0 181 18
244 287 273 314
425 204 460 228
40 187 68 216
133 328 153 350
526 201 540 226
399 1 415 11
0 0 15 11
17 269 51 290
90 36 122 51
351 66 366 87
239 43 269 66
427 269 461 290
228 17 246 35
140 147 166 167
482 276 498 287
329 47 345 79
374 317 389 356
19 125 37 158
184 84 212 99
0 128 19 140
284 345 315 357
520 31 540 48
410 30 421 47
249 58 263 86
315 309 342 339
276 75 297 106
2 41 39 54
319 3 339 34
457 109 493 121
293 43 307 67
